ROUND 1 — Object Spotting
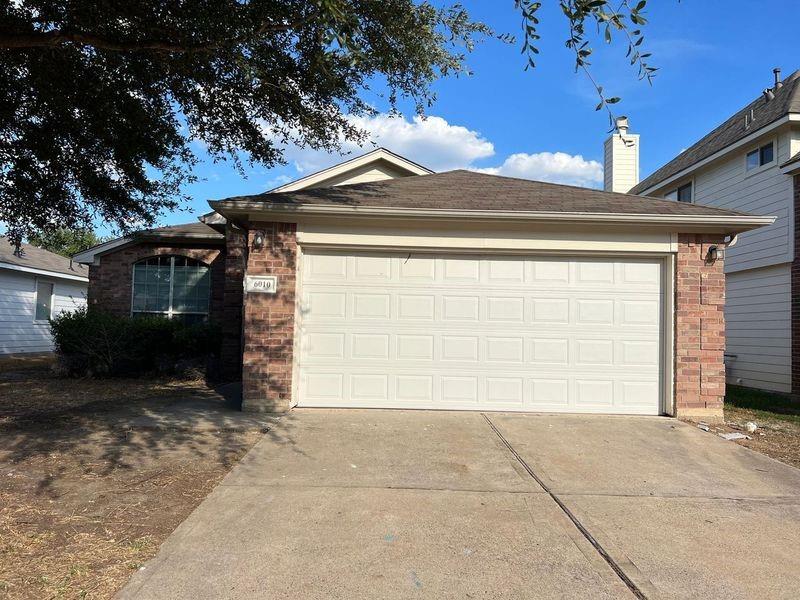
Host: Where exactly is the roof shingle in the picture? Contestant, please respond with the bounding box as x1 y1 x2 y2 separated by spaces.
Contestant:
631 70 800 194
0 237 89 279
216 169 753 218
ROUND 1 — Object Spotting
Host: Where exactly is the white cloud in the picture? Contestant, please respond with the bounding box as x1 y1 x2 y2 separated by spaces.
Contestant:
474 152 603 187
264 174 292 190
270 113 603 188
278 113 495 174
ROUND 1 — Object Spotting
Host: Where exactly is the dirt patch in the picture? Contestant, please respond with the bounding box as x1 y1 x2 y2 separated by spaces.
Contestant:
714 407 800 469
0 360 262 599
0 355 210 426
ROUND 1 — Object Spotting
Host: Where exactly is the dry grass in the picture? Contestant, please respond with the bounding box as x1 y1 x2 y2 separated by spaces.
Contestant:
720 386 800 469
0 354 208 426
0 355 262 599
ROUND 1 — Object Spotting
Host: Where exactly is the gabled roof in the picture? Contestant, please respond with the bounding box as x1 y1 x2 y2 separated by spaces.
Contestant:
631 70 800 195
269 147 432 193
198 147 433 228
211 170 773 233
73 222 223 264
0 237 89 281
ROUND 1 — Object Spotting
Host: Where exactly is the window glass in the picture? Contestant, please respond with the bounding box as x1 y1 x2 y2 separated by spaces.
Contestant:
747 142 774 171
746 149 760 170
35 281 53 321
131 256 210 320
760 142 774 166
665 183 692 203
677 183 693 203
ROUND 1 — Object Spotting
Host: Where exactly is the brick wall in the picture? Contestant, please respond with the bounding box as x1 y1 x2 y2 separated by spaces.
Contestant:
792 175 800 394
87 243 226 323
675 233 728 421
220 225 247 381
241 222 298 413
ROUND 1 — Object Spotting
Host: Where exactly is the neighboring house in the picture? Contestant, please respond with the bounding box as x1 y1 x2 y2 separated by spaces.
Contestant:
0 237 88 354
607 68 800 394
76 148 772 421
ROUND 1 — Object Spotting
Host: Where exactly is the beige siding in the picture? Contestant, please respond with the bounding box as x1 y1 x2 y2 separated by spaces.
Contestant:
603 133 639 193
725 263 791 393
692 130 794 273
307 162 413 189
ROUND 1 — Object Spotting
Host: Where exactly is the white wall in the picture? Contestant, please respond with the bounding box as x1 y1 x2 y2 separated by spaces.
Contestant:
0 269 87 354
725 263 791 393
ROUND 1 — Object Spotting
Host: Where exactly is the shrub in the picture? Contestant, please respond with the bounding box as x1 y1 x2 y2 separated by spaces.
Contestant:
50 308 222 377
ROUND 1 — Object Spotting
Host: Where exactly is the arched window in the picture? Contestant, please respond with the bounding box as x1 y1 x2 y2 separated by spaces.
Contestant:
132 256 210 324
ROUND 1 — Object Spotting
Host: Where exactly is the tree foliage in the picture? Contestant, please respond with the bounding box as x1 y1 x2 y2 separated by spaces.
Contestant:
1 0 489 245
513 0 656 126
1 1 658 246
27 226 107 257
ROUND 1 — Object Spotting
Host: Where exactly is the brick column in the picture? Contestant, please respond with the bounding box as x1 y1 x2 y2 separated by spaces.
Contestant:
675 233 727 421
791 175 800 394
241 222 298 413
220 223 247 382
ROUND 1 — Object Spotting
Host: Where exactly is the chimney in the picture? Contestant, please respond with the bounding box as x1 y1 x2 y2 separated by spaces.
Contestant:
604 116 640 194
774 67 783 90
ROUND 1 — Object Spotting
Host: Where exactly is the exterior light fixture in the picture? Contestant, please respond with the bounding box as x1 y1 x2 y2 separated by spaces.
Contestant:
705 245 719 263
252 230 266 250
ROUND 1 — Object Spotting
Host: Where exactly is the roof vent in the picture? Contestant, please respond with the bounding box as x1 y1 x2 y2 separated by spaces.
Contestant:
774 67 783 90
763 88 775 102
614 116 630 134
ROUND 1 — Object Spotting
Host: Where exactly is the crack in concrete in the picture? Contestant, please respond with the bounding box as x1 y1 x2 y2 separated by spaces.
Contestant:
481 412 649 600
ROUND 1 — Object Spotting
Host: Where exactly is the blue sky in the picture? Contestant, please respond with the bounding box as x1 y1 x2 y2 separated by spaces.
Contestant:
156 1 796 230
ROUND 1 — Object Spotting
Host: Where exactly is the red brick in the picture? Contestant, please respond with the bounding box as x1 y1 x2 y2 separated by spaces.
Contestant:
675 233 727 419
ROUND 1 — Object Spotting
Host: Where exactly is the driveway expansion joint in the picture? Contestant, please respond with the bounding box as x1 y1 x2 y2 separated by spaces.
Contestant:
481 412 649 600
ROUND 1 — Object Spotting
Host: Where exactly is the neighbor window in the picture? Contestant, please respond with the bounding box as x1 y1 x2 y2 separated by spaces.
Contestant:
131 256 210 324
746 142 774 171
34 281 53 321
665 182 693 203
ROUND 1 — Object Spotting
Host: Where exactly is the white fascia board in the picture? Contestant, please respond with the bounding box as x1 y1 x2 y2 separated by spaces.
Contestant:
73 232 223 264
270 148 433 193
72 237 131 264
638 115 795 196
0 261 89 282
199 211 227 225
211 200 775 234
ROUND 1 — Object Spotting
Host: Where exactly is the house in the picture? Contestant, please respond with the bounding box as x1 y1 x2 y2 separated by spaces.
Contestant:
0 237 88 354
608 68 800 395
75 148 772 421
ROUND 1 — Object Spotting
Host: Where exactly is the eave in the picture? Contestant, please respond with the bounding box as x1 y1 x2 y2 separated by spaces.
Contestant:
210 200 775 235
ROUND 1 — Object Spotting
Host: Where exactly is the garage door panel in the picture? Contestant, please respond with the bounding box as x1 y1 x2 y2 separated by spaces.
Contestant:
298 250 663 414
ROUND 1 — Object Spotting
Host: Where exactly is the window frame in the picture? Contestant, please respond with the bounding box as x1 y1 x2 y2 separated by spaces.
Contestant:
130 255 211 321
33 278 54 322
745 140 776 174
664 181 694 203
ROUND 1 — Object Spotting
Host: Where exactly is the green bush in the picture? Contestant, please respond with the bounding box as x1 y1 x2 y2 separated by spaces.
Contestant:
50 307 222 377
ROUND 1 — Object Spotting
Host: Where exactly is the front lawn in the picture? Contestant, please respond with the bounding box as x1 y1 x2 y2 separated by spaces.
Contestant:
723 385 800 469
0 356 263 599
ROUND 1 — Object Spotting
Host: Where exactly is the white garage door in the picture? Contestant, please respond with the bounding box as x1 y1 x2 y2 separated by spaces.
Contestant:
297 249 664 415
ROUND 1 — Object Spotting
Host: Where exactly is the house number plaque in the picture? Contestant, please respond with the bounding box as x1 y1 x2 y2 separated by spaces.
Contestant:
245 275 278 294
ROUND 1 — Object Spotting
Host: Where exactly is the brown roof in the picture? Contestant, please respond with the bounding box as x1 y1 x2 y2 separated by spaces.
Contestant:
631 70 800 194
134 222 224 240
781 150 800 169
0 237 89 279
215 169 753 218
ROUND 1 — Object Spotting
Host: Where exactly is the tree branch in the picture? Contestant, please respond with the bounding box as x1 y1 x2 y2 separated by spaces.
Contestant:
0 17 309 52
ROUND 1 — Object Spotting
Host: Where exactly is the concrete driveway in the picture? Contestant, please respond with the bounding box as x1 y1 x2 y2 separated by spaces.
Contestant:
119 410 800 599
